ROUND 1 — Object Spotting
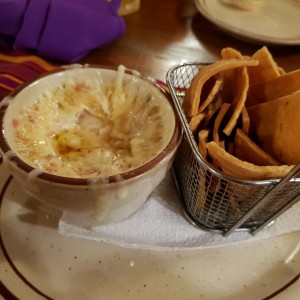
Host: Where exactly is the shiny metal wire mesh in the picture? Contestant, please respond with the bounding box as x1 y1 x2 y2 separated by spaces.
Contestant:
166 62 300 235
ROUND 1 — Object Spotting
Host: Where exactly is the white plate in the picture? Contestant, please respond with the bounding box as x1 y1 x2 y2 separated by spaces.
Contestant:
194 0 300 45
1 158 300 299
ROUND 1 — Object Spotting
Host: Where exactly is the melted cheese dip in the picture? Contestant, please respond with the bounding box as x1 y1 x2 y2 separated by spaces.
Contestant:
12 67 174 178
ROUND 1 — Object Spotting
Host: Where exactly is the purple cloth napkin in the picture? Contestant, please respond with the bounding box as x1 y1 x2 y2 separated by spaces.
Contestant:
0 0 125 62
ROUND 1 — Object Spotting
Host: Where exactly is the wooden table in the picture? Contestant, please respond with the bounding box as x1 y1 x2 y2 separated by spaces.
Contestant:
2 2 300 299
81 0 300 81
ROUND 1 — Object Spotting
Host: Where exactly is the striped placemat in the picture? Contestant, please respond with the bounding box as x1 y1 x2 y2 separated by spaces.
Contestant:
0 54 171 101
0 52 57 100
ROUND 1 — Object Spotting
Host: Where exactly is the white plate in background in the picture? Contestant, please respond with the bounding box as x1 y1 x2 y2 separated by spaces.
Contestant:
195 0 300 45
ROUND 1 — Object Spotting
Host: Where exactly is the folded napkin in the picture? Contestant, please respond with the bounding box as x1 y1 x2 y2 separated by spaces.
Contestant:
59 171 300 250
0 0 125 62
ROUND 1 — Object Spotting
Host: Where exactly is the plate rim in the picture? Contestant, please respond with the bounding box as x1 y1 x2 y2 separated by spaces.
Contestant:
1 158 300 299
194 0 300 46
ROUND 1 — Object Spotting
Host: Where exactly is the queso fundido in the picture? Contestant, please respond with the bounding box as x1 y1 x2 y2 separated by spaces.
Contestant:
11 66 175 178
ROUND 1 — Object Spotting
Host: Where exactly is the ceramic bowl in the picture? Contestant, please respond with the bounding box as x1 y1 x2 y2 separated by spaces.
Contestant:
0 65 181 225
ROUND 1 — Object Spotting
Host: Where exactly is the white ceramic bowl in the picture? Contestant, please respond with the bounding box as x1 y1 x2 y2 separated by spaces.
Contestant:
0 65 181 225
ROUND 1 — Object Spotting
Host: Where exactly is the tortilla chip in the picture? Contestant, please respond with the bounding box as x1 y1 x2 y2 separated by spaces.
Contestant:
213 103 230 146
221 48 244 102
223 66 249 136
182 58 259 117
189 113 205 134
234 128 280 166
248 90 300 165
227 141 235 155
246 69 300 107
248 46 280 85
183 46 299 183
241 106 250 135
221 47 243 60
196 130 211 207
203 97 223 129
278 66 286 75
206 141 293 180
198 130 222 194
196 180 207 208
198 79 223 113
198 129 210 159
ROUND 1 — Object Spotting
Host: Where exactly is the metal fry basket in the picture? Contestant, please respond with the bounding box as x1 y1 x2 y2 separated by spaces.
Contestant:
166 62 300 236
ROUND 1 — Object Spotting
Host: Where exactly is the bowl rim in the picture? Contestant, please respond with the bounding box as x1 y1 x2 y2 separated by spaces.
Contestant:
0 64 182 185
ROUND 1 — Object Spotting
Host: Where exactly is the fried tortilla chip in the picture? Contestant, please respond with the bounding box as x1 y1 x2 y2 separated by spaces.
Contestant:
203 97 223 129
198 129 221 194
223 66 249 136
206 141 293 180
241 106 250 135
189 113 205 134
248 90 300 165
234 128 280 166
221 47 243 60
198 129 210 159
220 49 251 136
246 69 300 107
278 66 286 75
198 79 223 113
221 48 244 102
182 58 259 117
248 46 280 85
184 46 299 183
197 132 210 208
213 103 230 146
196 179 207 208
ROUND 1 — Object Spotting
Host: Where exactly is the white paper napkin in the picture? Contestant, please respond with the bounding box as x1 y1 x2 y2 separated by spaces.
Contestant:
59 172 300 250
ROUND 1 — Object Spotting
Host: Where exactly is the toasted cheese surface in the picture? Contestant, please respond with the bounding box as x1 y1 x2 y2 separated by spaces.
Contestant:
13 69 173 178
